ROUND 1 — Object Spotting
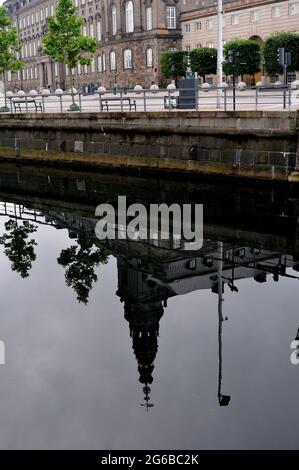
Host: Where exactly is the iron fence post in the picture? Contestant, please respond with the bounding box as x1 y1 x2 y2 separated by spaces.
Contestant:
120 90 123 112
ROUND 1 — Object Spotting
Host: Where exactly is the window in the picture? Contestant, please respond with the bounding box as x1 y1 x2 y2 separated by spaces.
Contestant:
231 14 239 25
124 48 132 68
90 23 94 36
35 11 38 23
97 20 101 40
146 6 152 30
110 51 116 70
54 63 58 77
84 64 88 74
222 15 226 27
77 62 81 74
185 45 191 52
250 10 259 21
166 6 176 29
206 18 212 29
50 4 54 16
33 41 36 55
125 1 134 33
45 6 49 18
27 15 29 26
146 48 153 67
31 13 34 24
98 55 102 72
289 2 299 14
91 58 95 73
196 43 202 48
102 53 106 71
195 21 201 31
112 5 117 34
34 66 38 79
40 9 44 21
184 23 191 32
271 6 281 17
82 24 87 36
207 42 214 48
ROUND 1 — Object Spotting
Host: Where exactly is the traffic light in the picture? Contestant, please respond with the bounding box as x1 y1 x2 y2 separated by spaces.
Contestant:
286 52 292 66
277 47 285 66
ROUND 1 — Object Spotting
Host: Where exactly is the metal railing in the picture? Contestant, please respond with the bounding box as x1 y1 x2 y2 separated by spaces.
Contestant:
1 85 298 113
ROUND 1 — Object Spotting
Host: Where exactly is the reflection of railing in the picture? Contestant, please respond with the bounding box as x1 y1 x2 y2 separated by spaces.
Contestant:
0 201 56 226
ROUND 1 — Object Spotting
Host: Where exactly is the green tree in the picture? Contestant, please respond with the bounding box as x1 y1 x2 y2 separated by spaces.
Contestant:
0 219 37 278
223 39 261 82
0 7 23 112
160 50 189 82
189 48 217 82
42 0 97 111
58 235 108 304
263 33 299 76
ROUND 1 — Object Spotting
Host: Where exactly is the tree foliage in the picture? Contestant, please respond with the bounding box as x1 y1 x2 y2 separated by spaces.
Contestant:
189 48 217 81
0 7 23 81
0 220 37 278
42 0 97 74
223 39 261 78
58 235 108 304
263 33 299 75
160 50 189 79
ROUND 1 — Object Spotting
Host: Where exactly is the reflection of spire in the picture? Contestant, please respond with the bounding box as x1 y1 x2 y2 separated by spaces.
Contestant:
124 300 164 411
217 241 231 407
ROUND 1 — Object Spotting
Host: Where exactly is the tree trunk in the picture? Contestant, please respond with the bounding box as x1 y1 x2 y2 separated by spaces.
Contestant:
3 72 7 109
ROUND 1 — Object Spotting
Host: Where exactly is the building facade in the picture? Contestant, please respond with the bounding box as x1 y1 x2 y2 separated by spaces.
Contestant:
3 0 189 92
182 0 299 49
181 0 299 82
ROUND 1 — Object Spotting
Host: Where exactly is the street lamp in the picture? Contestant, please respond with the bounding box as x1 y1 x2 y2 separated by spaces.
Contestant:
216 0 223 108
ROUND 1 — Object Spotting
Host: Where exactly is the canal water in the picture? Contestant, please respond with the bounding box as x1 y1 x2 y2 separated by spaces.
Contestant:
0 164 298 450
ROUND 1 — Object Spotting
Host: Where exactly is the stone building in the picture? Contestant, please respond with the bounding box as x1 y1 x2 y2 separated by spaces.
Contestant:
3 0 188 92
181 0 299 83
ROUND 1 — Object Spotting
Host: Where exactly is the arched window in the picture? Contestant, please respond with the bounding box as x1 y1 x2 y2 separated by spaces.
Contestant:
111 5 117 35
125 1 134 33
146 48 153 67
98 55 102 72
96 20 101 40
110 51 116 70
146 6 152 30
124 49 132 69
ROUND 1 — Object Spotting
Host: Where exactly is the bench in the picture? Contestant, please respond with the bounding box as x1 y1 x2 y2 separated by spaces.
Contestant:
101 97 136 111
12 98 43 113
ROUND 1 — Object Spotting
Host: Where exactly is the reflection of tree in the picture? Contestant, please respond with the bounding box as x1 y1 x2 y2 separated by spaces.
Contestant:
0 219 37 278
58 235 108 304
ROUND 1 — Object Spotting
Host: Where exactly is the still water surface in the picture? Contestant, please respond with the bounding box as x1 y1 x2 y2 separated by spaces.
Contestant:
0 165 298 449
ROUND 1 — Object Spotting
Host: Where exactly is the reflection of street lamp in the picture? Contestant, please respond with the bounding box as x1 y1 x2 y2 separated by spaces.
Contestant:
217 241 231 408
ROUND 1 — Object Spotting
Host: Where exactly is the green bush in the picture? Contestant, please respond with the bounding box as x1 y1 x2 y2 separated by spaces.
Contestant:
189 48 217 81
263 33 299 75
223 39 261 79
160 50 189 79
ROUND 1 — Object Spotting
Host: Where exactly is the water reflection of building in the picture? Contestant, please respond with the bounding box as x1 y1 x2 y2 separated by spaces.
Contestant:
1 202 299 408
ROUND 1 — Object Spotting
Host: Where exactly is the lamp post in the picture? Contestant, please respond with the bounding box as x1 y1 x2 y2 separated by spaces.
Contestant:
216 0 223 108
